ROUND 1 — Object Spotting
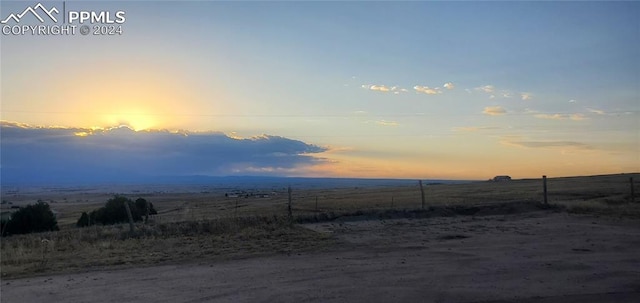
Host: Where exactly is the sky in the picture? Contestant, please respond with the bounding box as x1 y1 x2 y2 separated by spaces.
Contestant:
1 1 639 183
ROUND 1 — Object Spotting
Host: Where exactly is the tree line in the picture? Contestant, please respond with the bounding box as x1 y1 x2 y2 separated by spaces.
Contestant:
1 196 157 237
76 196 157 227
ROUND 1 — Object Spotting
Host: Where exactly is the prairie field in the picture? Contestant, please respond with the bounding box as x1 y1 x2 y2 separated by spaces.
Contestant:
4 173 639 229
1 173 639 302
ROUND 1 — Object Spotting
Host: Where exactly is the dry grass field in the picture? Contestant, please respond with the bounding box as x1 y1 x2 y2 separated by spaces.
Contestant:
1 173 639 302
4 173 637 229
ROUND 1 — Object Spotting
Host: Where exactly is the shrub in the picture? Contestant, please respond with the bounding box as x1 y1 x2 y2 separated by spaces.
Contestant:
134 198 157 215
78 196 157 227
94 196 139 225
1 201 59 236
76 212 90 227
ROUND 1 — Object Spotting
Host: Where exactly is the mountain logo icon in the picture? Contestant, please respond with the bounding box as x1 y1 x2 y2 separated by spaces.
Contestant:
1 3 59 24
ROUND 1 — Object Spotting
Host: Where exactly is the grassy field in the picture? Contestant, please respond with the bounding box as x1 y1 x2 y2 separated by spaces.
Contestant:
1 173 638 279
1 216 334 279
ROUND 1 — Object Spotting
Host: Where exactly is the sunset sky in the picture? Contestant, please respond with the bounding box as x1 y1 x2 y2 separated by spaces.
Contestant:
1 1 638 183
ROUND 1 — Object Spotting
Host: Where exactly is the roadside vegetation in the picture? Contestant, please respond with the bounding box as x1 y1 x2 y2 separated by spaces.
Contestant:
76 196 157 227
1 173 637 279
1 214 332 279
1 201 58 236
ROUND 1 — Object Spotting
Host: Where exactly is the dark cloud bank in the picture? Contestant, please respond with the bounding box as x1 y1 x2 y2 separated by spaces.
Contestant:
0 122 327 185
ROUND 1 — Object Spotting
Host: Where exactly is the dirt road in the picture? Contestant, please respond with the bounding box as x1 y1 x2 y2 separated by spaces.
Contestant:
3 212 640 302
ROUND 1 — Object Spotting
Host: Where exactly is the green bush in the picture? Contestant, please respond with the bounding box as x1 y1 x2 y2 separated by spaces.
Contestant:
76 212 90 227
1 201 59 236
77 196 157 227
135 198 157 215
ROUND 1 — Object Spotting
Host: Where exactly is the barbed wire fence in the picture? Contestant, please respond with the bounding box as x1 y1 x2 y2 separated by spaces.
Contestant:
139 174 639 225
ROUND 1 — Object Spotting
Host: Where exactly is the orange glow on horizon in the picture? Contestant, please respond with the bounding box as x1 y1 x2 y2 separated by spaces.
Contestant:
17 56 212 131
102 109 159 131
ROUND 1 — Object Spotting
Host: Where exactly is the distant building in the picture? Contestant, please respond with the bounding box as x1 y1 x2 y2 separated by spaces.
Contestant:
493 175 512 182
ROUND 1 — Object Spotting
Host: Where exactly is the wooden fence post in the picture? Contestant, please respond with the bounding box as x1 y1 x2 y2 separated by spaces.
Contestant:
235 199 238 217
145 200 150 223
543 175 548 205
630 177 635 203
288 186 293 220
419 180 426 209
124 201 135 234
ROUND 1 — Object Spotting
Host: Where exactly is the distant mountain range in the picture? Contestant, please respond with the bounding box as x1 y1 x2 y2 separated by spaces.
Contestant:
0 174 473 190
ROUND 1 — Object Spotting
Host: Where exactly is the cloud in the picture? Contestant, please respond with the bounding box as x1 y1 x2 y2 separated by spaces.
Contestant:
586 108 606 115
362 84 408 94
392 87 409 95
0 122 327 184
534 114 563 120
362 84 391 92
362 82 459 96
363 83 454 95
534 113 587 121
475 85 495 94
473 85 532 101
520 92 532 100
502 139 593 150
376 120 399 127
569 114 587 121
452 126 501 132
414 85 442 95
583 108 634 117
483 106 506 116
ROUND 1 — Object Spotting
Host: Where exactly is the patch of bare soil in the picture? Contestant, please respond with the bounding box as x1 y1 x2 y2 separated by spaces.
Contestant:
2 211 640 303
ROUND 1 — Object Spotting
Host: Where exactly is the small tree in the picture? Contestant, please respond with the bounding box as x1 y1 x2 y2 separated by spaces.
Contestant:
134 198 157 215
76 212 90 227
78 196 157 227
1 201 59 236
98 196 140 225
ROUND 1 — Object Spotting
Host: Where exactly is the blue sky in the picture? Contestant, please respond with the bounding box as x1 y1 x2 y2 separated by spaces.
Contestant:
1 1 638 182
